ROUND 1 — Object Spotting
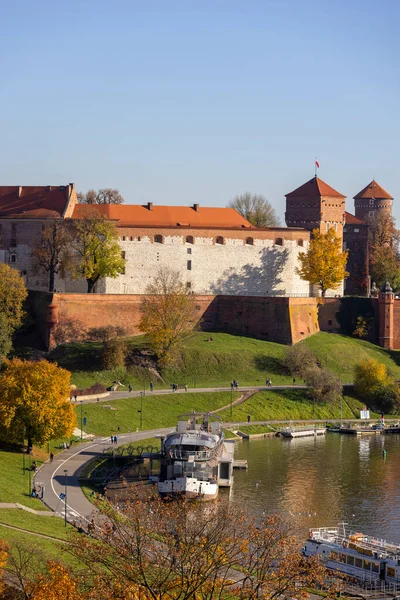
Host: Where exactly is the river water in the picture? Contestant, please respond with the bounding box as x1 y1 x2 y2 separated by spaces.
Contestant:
228 433 400 544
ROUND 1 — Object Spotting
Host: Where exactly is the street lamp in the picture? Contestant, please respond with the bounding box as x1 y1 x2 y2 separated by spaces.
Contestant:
138 392 143 429
230 384 233 418
63 469 68 527
80 401 83 441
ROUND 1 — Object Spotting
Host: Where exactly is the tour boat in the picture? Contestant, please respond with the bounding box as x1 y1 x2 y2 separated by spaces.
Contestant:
158 413 234 500
280 425 326 438
303 524 400 585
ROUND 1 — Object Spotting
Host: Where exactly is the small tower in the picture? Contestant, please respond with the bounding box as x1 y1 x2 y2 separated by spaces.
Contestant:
285 176 346 240
353 180 393 222
378 281 394 349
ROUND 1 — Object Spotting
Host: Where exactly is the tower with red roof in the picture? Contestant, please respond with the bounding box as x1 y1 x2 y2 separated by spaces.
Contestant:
353 180 393 222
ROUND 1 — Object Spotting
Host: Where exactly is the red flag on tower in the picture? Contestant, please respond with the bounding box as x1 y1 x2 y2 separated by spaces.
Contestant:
315 160 320 169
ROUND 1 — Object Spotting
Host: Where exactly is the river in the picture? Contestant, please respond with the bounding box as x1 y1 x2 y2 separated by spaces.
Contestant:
228 432 400 544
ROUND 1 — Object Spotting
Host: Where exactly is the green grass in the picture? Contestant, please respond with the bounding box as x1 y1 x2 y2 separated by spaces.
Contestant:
218 389 373 422
0 449 49 510
52 332 400 391
77 391 240 436
0 509 74 540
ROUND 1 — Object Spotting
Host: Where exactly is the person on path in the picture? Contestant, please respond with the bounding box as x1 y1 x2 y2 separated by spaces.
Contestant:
184 384 188 392
111 435 114 444
247 414 251 423
230 382 234 390
50 452 54 463
150 382 154 392
128 384 132 393
114 435 118 445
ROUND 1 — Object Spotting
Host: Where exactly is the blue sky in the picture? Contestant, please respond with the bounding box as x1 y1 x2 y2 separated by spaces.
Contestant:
1 0 399 221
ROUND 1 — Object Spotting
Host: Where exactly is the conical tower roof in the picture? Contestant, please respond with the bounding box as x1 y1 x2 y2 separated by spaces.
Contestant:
354 180 393 200
285 176 345 199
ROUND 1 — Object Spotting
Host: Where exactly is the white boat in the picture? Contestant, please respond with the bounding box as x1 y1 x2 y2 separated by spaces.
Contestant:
158 413 234 501
280 425 326 438
303 524 400 585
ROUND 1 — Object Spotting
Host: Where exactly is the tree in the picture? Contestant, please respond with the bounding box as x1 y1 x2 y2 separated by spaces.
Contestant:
0 358 76 448
77 188 124 204
354 358 388 400
139 267 198 364
71 211 126 293
0 263 27 332
367 213 400 290
304 366 343 405
67 490 332 600
31 220 73 292
296 228 348 297
283 342 317 378
101 339 128 369
228 193 280 227
0 313 13 365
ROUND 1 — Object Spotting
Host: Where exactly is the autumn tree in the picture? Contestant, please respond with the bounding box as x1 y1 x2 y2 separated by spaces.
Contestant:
0 313 13 365
67 490 332 600
304 366 343 405
0 358 76 448
0 263 27 332
228 193 280 227
367 213 400 290
139 267 198 364
296 228 348 297
71 211 126 293
77 188 124 204
354 358 388 399
283 342 317 378
31 220 73 292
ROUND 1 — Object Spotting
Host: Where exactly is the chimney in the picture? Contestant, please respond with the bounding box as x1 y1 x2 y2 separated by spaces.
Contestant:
17 186 22 197
193 203 199 212
147 202 153 211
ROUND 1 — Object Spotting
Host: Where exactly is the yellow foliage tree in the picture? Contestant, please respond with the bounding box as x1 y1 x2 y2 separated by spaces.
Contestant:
28 562 82 600
0 359 76 448
296 228 348 297
0 263 27 331
354 358 388 399
139 267 198 364
0 540 9 596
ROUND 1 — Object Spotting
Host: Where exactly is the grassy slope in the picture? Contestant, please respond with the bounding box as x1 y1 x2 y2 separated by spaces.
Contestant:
78 391 240 436
52 332 400 390
0 449 49 509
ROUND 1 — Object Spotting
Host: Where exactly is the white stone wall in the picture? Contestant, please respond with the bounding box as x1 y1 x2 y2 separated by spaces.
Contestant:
104 236 311 296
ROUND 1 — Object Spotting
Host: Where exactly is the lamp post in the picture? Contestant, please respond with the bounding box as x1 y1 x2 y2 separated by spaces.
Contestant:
230 385 233 418
80 401 83 441
138 392 143 429
63 469 68 526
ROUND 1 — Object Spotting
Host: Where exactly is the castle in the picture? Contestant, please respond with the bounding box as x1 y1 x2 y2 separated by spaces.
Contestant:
0 176 393 298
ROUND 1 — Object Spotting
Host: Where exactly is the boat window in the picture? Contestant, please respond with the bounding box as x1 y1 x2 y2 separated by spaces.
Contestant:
339 553 346 563
347 555 355 566
363 560 371 571
355 557 363 569
387 567 395 578
372 562 379 573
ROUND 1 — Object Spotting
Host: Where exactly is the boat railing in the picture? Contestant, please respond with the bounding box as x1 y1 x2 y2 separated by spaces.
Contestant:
167 446 220 461
310 527 400 558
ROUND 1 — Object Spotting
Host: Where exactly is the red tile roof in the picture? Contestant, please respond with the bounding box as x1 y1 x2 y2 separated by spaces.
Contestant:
353 180 393 200
344 212 366 225
285 176 345 198
72 204 252 228
0 186 73 217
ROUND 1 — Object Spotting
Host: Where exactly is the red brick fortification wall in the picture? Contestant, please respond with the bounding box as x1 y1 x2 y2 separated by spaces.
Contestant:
391 300 400 349
318 299 341 333
32 293 320 349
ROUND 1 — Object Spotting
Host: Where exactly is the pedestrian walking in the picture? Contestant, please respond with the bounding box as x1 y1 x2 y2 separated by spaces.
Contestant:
184 384 188 392
128 384 132 393
293 378 296 386
114 435 118 445
230 382 234 390
50 452 54 463
111 435 113 444
247 414 251 423
150 382 154 392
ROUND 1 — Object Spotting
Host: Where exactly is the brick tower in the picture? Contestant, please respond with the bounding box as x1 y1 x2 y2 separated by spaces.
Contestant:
378 281 394 349
353 180 393 222
285 176 346 238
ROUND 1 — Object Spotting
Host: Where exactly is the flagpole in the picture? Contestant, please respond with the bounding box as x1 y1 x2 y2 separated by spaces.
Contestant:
314 158 317 177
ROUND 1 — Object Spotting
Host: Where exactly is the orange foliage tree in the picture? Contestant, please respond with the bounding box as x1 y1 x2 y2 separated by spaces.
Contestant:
0 358 76 448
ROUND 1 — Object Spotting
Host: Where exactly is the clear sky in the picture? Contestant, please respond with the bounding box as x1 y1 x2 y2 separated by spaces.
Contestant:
1 0 399 222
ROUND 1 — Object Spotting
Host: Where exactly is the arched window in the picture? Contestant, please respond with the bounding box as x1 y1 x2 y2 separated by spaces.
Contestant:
216 236 224 245
186 235 194 244
275 238 283 246
297 239 304 247
246 237 254 246
154 235 163 244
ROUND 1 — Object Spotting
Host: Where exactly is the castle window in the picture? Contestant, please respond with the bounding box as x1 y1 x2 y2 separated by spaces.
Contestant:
187 248 192 254
187 260 192 270
297 239 303 247
354 228 359 233
186 235 194 244
154 235 163 243
245 237 254 245
274 238 283 246
9 253 17 264
130 236 133 241
186 282 192 289
122 236 126 241
216 236 224 245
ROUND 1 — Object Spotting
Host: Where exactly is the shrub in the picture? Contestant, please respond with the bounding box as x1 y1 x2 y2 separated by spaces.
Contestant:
354 359 387 400
304 366 342 404
283 343 317 378
370 383 400 414
101 340 128 369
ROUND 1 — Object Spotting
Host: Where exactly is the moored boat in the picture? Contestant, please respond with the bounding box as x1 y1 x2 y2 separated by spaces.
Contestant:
158 413 234 500
303 524 400 585
280 425 326 438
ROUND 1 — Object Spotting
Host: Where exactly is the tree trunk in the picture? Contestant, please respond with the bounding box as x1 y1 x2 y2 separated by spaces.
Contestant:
87 279 95 293
49 267 55 293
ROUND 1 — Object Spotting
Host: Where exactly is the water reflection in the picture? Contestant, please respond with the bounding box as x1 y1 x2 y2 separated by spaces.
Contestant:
231 433 400 543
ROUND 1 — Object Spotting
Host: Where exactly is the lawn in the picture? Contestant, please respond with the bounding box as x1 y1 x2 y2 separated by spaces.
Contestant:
51 332 400 391
0 448 49 510
77 391 241 436
0 509 74 540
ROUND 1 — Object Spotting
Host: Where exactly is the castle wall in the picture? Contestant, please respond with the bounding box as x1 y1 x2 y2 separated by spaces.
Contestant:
392 301 400 350
30 292 320 349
